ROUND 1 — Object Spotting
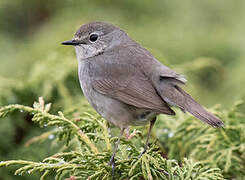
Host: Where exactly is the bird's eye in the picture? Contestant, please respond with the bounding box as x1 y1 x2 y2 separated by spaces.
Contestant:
89 33 98 42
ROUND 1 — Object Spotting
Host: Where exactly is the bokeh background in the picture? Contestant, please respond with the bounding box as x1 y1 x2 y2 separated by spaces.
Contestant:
0 0 245 179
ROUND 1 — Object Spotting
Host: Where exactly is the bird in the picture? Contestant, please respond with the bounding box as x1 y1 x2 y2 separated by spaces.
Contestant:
62 21 224 172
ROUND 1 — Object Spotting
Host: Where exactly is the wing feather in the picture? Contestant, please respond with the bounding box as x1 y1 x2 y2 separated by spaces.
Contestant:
91 63 175 115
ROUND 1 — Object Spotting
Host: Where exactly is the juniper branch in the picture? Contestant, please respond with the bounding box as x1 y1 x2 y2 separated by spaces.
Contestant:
0 104 99 154
0 98 227 179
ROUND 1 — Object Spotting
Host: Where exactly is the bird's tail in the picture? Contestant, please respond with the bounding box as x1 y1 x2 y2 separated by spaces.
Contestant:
174 86 224 127
158 79 224 128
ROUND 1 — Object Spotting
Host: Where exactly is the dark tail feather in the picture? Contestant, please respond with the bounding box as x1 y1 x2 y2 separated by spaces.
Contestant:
176 86 224 128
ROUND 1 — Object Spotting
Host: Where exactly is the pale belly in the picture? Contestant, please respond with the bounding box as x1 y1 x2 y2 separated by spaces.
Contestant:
80 80 156 128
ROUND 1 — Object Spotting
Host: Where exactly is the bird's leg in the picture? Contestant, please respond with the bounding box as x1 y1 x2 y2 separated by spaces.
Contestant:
140 117 156 156
109 128 125 176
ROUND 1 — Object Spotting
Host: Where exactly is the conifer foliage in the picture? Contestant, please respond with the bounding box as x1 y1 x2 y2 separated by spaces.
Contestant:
0 97 228 180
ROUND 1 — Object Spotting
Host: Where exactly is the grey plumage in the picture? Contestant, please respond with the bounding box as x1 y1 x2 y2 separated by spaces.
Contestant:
62 21 224 170
66 22 223 129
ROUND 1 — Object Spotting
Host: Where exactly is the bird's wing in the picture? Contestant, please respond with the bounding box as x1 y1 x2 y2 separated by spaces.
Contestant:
91 62 175 115
106 43 223 127
122 44 224 127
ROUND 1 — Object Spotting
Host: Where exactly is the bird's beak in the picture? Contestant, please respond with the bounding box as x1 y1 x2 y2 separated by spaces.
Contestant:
61 40 80 46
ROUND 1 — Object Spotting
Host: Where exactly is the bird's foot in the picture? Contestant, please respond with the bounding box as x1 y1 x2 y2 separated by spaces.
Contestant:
108 156 116 177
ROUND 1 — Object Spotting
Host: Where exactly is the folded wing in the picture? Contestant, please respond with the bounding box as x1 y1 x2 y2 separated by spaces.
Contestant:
91 62 175 115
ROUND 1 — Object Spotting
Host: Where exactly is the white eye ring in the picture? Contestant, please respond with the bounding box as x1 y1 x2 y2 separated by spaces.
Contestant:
89 33 99 42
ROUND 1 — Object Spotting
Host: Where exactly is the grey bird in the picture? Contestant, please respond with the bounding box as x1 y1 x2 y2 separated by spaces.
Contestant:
62 21 224 171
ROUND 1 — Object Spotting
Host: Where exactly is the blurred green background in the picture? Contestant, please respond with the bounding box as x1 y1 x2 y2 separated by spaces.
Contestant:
0 0 245 179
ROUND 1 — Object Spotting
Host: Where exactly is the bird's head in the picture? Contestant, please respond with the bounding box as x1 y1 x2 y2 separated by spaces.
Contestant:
62 22 126 60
